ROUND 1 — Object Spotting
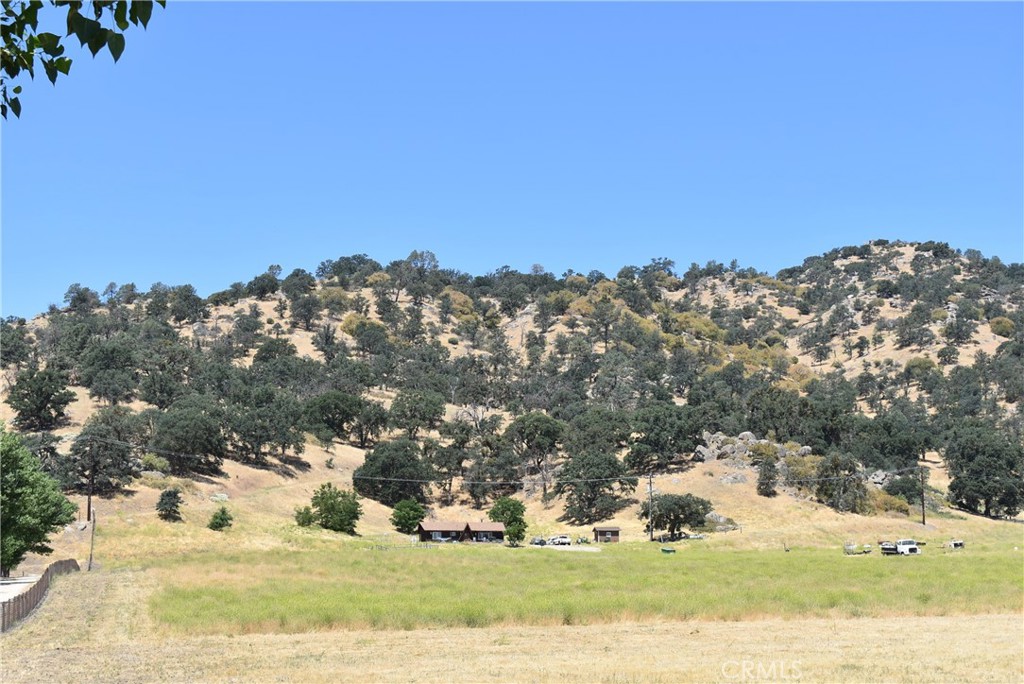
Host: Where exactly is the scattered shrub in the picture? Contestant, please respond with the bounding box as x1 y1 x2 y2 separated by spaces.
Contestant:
869 489 911 516
310 483 362 534
989 317 1015 338
208 506 233 531
390 499 427 534
156 488 184 522
757 458 778 497
294 506 315 527
141 453 170 473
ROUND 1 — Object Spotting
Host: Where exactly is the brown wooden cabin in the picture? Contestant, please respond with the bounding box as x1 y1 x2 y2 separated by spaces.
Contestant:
417 520 506 543
465 521 505 542
417 520 466 542
593 526 621 543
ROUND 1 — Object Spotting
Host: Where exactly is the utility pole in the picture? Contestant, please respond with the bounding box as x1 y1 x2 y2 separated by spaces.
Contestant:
920 466 926 526
647 472 654 542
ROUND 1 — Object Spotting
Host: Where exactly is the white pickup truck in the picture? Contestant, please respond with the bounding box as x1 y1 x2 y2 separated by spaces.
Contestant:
880 539 920 555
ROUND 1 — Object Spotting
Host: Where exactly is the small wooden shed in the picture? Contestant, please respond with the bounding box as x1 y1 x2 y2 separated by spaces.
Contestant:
417 520 466 542
465 521 505 542
593 526 621 543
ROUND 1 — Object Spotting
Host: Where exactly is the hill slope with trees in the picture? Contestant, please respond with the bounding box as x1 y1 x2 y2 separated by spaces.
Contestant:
2 239 1021 549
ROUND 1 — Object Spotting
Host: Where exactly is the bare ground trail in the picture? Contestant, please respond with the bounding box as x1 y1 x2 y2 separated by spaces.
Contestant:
2 569 1021 683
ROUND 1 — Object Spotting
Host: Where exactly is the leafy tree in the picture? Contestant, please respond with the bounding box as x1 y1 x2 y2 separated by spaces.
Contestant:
252 337 297 364
5 365 76 431
625 402 696 474
390 498 426 534
945 420 1024 518
884 473 925 505
151 394 226 474
0 429 77 577
69 407 142 518
488 496 527 546
353 439 433 506
389 389 445 439
156 488 183 521
304 391 362 445
290 294 323 331
0 318 34 368
312 323 343 362
280 268 316 301
504 412 565 497
639 493 712 538
425 441 466 505
564 407 631 456
207 506 233 531
757 458 778 497
229 387 305 462
1 0 165 118
351 399 388 448
555 450 637 524
246 269 280 299
79 336 139 404
310 483 361 533
814 452 869 513
168 284 208 324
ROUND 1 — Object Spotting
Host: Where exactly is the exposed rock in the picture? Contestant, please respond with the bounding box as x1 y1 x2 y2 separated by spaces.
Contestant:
737 431 756 442
705 511 728 524
720 472 748 485
797 446 813 456
141 470 165 478
210 492 230 502
867 470 892 488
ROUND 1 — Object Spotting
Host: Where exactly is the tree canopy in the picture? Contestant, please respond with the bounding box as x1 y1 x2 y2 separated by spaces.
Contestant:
1 429 77 576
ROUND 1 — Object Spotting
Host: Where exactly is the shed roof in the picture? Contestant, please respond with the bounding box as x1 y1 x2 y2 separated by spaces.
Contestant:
466 521 505 532
418 520 467 532
593 526 621 532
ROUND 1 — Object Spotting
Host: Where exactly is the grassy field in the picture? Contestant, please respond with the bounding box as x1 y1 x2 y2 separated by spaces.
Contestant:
2 567 1022 683
4 444 1021 682
142 541 1024 634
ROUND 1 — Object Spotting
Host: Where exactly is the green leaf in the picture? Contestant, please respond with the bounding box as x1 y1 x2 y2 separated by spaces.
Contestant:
87 30 106 56
9 96 21 118
54 57 72 75
65 5 79 38
43 59 58 84
106 30 124 62
71 14 101 47
114 0 129 30
132 0 152 28
12 85 22 94
37 32 64 57
23 1 40 30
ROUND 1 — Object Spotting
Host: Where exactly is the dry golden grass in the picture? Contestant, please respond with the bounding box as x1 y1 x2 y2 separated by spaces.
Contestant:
1 569 1021 684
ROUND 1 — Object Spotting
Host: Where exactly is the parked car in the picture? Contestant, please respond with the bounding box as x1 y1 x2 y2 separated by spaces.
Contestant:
530 536 546 546
548 535 572 546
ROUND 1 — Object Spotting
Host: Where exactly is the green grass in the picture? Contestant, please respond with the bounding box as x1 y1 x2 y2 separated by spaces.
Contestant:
147 543 1024 634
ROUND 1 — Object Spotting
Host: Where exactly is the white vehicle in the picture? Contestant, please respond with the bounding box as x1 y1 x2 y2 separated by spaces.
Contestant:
895 539 920 555
547 535 572 546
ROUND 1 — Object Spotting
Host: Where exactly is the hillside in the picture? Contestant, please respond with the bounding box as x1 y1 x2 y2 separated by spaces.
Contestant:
2 238 1022 559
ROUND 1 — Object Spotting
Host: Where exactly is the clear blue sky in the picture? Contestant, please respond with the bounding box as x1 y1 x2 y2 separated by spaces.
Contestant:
3 2 1022 318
